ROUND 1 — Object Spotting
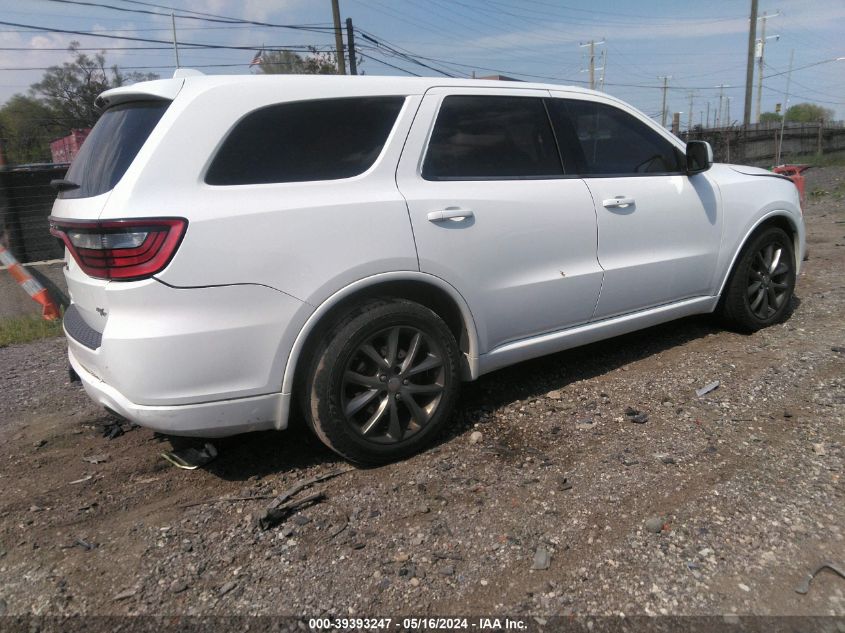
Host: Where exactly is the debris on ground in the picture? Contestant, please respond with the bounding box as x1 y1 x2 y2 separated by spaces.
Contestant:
625 407 649 424
695 381 721 397
255 468 353 530
218 582 237 597
794 562 845 594
101 418 136 440
61 538 97 551
82 454 109 464
68 475 93 485
256 492 325 531
469 431 483 444
112 588 137 601
812 443 827 456
644 517 664 533
161 443 217 470
532 546 551 570
168 580 188 594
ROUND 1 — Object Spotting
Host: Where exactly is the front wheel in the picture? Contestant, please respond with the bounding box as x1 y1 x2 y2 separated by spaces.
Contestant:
303 299 461 465
718 226 796 332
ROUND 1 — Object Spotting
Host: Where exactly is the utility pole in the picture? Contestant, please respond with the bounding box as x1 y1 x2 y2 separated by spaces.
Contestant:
755 11 780 122
598 49 607 91
776 49 794 165
726 97 732 127
706 101 711 128
331 0 346 74
579 39 604 90
170 12 180 68
687 91 695 131
659 76 671 128
346 18 357 75
715 84 730 127
743 0 759 128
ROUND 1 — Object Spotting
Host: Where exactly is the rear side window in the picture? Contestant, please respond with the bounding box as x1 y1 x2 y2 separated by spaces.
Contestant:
60 100 169 199
547 99 683 176
422 96 562 180
206 97 405 185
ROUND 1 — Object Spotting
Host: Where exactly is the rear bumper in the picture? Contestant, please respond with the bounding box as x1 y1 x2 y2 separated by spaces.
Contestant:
69 347 281 437
61 277 309 436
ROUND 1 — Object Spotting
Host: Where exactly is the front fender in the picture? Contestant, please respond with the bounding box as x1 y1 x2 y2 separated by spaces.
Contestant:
715 209 806 298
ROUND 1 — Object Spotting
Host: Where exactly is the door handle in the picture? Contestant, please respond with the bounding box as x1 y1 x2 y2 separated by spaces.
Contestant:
602 196 636 209
427 207 474 222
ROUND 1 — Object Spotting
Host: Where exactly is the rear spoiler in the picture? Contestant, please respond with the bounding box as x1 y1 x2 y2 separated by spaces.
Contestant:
96 77 186 109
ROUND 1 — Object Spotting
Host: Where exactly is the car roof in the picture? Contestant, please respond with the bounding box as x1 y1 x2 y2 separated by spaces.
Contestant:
97 71 604 108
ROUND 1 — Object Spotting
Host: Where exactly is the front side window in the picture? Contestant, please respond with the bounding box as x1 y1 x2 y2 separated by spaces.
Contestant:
422 95 562 180
548 99 683 176
205 97 405 185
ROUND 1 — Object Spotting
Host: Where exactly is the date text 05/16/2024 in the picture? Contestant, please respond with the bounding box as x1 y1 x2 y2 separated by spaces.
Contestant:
308 617 528 630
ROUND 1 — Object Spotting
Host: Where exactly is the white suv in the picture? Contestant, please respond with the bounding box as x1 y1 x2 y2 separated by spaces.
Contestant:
50 73 805 464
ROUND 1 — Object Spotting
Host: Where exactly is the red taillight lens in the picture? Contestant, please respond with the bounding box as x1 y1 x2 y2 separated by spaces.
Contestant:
49 217 187 280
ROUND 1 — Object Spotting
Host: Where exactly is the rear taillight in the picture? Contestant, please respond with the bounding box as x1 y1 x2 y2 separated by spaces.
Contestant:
49 217 187 281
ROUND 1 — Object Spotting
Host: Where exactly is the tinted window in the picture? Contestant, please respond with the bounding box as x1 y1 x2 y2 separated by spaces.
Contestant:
423 96 562 180
548 99 683 175
206 97 404 185
60 101 169 199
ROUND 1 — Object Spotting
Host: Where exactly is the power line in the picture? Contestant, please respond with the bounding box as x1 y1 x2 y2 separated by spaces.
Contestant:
42 0 335 33
0 57 334 72
763 56 845 79
358 32 458 77
0 19 328 52
357 51 421 76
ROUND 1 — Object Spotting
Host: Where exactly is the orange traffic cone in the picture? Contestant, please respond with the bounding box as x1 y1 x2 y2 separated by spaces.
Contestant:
0 244 61 320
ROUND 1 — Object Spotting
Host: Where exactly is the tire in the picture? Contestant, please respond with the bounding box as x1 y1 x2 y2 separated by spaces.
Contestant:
302 299 461 465
718 226 796 333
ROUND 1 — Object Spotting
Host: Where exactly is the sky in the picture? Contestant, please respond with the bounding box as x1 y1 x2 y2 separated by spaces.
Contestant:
0 0 843 127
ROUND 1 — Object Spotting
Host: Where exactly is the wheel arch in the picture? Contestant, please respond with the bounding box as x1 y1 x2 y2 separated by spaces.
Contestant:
281 272 481 399
716 210 801 298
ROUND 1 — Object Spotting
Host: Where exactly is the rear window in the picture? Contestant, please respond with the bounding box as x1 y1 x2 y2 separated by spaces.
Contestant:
205 97 405 186
60 100 169 199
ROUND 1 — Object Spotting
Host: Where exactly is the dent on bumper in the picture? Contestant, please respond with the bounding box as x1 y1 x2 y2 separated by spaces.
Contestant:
69 348 283 437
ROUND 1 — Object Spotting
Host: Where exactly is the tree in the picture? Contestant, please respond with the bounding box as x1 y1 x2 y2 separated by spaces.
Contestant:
0 95 62 164
759 111 782 123
0 42 158 165
255 47 362 75
784 102 835 123
30 42 158 130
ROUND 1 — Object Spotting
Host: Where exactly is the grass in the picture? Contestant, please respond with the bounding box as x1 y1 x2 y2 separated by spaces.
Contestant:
779 151 845 168
0 314 64 348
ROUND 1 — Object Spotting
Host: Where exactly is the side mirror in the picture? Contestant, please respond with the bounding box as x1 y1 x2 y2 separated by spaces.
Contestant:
686 140 713 175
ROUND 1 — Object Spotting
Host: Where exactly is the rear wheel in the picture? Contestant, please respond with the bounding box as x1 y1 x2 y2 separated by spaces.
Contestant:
718 226 796 332
303 299 460 465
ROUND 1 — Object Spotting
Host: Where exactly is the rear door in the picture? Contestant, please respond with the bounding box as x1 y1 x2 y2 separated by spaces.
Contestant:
396 87 603 353
547 95 722 320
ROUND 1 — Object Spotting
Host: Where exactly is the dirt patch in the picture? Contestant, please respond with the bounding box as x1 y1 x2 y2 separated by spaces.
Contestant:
0 167 843 618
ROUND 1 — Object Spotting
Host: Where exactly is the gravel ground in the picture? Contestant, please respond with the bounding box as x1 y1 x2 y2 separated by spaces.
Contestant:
0 166 843 622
